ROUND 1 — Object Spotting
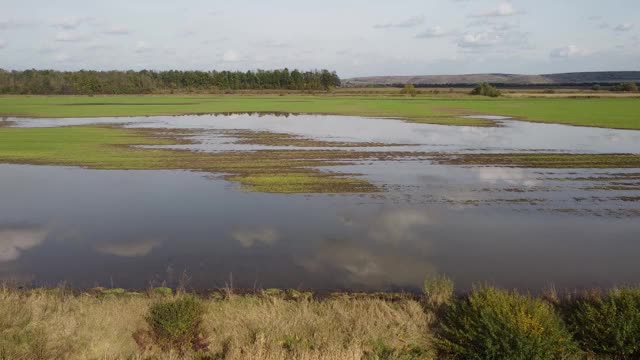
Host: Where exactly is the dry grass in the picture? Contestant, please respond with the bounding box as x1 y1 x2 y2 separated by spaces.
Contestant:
0 287 434 360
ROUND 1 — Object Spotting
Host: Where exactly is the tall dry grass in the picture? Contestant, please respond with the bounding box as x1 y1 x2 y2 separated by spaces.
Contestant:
0 287 434 360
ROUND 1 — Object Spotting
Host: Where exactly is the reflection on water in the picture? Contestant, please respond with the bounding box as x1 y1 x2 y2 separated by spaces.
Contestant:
9 114 640 153
1 114 640 290
0 164 638 291
0 225 47 262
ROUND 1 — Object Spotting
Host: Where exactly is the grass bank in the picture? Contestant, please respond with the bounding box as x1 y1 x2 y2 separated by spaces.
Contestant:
1 95 640 129
0 125 406 193
3 282 640 359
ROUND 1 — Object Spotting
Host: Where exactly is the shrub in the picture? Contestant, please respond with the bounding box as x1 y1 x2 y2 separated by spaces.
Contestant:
364 339 432 360
424 274 454 308
401 84 417 97
143 296 208 353
611 82 639 92
470 82 501 97
562 288 640 358
435 287 577 359
152 287 173 297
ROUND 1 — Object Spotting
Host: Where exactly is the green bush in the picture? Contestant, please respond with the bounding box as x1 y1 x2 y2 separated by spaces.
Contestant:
152 287 173 297
562 288 640 358
400 84 417 97
436 287 577 359
144 296 207 353
470 82 501 97
611 82 639 92
364 339 432 360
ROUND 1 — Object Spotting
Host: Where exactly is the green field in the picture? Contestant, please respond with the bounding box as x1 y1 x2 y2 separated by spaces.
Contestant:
1 95 639 129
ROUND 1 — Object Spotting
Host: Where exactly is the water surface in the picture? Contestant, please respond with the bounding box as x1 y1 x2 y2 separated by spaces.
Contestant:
1 114 639 291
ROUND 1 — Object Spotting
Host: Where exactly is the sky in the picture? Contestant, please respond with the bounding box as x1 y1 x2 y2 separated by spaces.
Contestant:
0 0 638 77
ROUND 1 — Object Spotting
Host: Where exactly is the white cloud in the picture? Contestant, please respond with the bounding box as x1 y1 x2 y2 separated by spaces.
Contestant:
416 26 453 38
0 226 47 262
298 236 436 287
39 45 59 54
51 16 91 29
474 168 541 187
231 227 279 248
260 40 291 48
223 49 240 62
457 28 530 52
53 52 71 62
104 25 130 35
473 2 521 17
0 40 6 49
368 209 432 244
374 16 425 29
135 41 151 53
97 239 160 257
458 31 502 47
614 23 634 32
0 19 33 30
85 41 110 50
550 44 590 59
55 31 90 42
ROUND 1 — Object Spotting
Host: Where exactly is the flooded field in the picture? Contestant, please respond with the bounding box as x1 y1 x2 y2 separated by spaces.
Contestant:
1 114 639 291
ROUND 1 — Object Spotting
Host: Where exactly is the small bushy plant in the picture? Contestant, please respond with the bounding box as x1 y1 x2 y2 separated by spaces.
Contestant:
364 339 431 360
470 82 501 97
562 288 640 358
400 84 417 97
611 82 639 92
424 274 454 308
143 296 208 353
436 287 577 359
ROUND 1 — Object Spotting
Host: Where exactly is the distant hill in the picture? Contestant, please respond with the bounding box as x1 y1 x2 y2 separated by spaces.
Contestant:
344 71 640 86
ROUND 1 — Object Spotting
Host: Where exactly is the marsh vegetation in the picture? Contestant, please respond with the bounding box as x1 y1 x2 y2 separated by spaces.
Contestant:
4 282 640 359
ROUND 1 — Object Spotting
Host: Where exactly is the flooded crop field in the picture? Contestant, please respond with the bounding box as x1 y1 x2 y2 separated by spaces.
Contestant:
1 114 639 291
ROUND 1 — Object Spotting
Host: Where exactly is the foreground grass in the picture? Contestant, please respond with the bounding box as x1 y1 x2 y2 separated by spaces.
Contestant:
0 287 432 360
1 95 640 129
4 284 640 359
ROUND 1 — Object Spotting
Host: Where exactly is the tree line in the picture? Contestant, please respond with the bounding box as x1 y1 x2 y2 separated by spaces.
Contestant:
0 69 341 95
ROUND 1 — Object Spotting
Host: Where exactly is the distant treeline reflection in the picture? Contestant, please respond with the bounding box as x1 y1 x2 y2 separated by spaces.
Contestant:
0 69 341 95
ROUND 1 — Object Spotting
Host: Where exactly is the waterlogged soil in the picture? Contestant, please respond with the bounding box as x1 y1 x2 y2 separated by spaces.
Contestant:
0 114 639 291
12 113 640 153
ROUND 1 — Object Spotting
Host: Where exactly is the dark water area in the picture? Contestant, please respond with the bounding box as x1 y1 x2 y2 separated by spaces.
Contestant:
1 164 639 292
1 114 640 291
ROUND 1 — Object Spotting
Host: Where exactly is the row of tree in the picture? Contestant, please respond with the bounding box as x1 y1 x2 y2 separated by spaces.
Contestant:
0 69 341 95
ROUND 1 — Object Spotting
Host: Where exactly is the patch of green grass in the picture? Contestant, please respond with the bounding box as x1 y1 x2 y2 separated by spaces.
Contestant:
229 173 377 193
0 125 385 193
2 95 639 129
142 296 208 354
152 287 174 297
438 153 640 168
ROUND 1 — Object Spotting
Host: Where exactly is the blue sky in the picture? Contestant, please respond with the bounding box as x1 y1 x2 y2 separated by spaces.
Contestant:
0 0 638 77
